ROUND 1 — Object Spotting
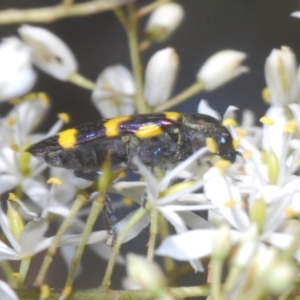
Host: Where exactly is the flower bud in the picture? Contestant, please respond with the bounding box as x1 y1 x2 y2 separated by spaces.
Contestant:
7 202 24 242
265 46 299 105
197 50 248 91
266 260 297 295
144 48 179 106
126 253 167 292
145 3 184 42
18 25 77 81
91 65 135 118
0 37 36 101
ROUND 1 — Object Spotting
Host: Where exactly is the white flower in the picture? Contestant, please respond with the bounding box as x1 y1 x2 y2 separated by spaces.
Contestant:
91 65 135 118
197 50 248 91
144 48 179 106
0 37 36 101
18 25 78 80
0 280 19 300
264 46 300 105
145 3 185 42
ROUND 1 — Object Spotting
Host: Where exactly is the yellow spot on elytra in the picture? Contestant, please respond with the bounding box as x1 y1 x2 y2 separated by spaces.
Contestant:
285 207 298 218
260 116 274 126
284 119 297 133
58 128 78 149
206 137 218 154
104 116 131 137
57 112 71 124
225 199 237 207
243 151 253 160
222 118 238 127
8 193 18 202
164 112 182 121
233 139 240 149
40 284 50 299
262 87 271 104
135 123 163 139
47 177 62 186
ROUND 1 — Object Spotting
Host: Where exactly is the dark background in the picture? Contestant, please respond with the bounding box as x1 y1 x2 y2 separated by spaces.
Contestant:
0 0 300 290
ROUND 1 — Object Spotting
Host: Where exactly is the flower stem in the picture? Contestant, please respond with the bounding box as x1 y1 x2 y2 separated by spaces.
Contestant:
0 0 135 24
67 72 96 90
34 194 86 287
154 81 205 112
158 215 175 273
211 259 224 300
126 4 149 113
147 209 159 261
1 261 15 286
17 256 31 288
137 0 172 18
100 207 148 289
281 227 300 260
63 194 106 291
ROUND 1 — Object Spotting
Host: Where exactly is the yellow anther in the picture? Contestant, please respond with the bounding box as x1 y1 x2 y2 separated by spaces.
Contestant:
57 113 71 124
8 193 18 202
7 115 16 127
284 119 297 133
10 144 20 152
297 156 300 166
214 159 231 170
12 273 19 278
9 97 22 105
123 198 134 207
47 177 62 186
243 150 253 160
259 116 274 126
37 92 50 104
225 199 237 207
236 128 247 137
222 118 238 127
62 286 73 298
262 87 271 104
285 207 298 218
206 137 218 154
40 284 51 300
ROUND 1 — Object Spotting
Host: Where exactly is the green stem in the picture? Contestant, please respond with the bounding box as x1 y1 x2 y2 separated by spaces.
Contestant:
0 0 135 24
223 265 243 294
211 259 223 300
113 8 129 30
67 72 96 90
34 195 86 287
147 209 159 261
64 195 105 291
126 4 149 113
16 285 210 299
1 261 16 286
100 207 148 289
154 81 205 112
137 0 172 18
158 215 175 273
17 256 31 288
